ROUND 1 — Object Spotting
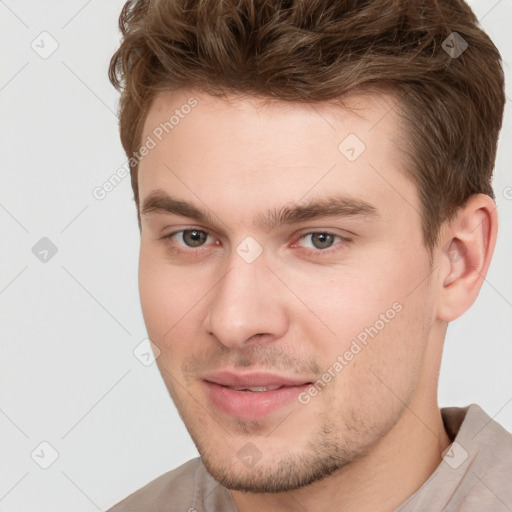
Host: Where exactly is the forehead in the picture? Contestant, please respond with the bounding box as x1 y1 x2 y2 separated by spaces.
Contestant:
137 89 419 229
142 88 401 145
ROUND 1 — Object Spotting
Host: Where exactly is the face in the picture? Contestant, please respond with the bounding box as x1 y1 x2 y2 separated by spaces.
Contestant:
137 89 439 492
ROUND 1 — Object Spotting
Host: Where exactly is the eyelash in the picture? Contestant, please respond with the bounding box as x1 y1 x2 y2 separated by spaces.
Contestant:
160 229 350 257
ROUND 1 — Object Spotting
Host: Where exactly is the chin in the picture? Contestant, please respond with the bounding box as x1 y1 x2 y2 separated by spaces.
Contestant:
197 438 355 494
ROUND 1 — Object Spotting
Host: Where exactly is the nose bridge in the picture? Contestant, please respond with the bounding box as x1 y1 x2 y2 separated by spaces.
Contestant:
204 247 288 347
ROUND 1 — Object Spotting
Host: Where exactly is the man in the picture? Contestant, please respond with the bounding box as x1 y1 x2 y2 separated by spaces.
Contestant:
107 0 511 510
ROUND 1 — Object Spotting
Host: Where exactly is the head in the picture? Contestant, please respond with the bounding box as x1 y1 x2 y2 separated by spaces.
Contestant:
109 0 504 494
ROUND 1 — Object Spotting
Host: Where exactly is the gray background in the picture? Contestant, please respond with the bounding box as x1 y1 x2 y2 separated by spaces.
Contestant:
1 0 511 510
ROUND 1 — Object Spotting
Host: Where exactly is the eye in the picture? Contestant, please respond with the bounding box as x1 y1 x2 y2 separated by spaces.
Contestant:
160 228 349 258
294 231 349 254
301 232 337 250
165 229 213 248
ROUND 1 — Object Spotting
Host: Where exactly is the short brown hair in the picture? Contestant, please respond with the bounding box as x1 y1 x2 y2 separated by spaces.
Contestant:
109 0 505 251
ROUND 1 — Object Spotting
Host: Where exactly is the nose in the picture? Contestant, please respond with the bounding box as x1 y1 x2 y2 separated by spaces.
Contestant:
202 250 289 348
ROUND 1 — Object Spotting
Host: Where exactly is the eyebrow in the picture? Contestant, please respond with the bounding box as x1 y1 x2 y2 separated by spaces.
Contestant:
140 189 379 230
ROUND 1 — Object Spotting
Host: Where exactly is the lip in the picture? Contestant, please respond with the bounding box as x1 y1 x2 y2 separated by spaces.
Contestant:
203 370 311 388
202 370 312 420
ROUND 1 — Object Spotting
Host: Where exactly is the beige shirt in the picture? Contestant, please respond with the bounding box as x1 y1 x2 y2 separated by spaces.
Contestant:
108 404 512 511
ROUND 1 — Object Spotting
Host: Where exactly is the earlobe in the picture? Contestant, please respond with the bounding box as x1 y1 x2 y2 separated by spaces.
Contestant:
436 194 498 322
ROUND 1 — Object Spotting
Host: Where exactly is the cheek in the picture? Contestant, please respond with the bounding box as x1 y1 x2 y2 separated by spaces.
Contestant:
139 245 192 345
283 263 402 351
312 300 430 438
138 243 219 366
330 285 433 425
291 243 433 385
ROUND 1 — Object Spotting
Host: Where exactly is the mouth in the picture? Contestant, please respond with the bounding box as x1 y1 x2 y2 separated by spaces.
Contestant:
219 385 285 392
202 371 313 420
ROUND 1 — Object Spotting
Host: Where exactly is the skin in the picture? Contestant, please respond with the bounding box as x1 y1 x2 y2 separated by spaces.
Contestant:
137 89 497 512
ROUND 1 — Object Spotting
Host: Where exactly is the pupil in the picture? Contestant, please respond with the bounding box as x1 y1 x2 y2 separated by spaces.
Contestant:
312 233 333 249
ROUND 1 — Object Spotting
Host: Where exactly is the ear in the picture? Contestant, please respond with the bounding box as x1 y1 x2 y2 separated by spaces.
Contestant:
435 194 498 323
